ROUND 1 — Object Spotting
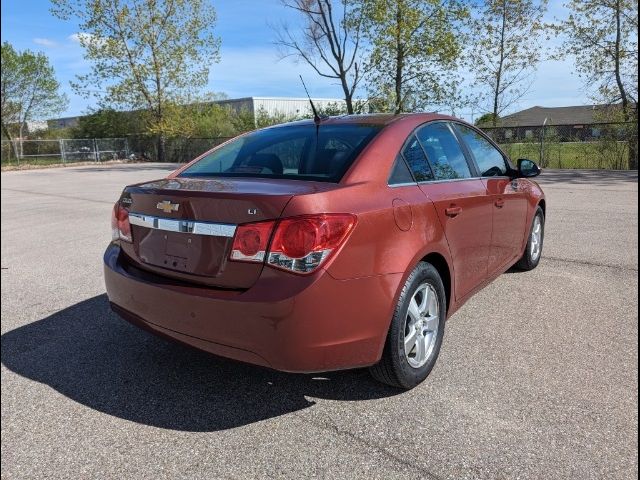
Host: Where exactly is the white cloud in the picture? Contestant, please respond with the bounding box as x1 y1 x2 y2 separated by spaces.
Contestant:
68 32 90 43
33 38 58 48
68 32 105 47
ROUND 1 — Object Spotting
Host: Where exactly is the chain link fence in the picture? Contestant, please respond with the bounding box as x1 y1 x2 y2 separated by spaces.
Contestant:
4 124 638 169
1 138 130 166
126 136 232 163
481 122 638 170
1 136 231 166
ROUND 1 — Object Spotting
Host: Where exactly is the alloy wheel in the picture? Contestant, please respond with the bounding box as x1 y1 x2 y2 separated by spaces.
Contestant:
530 215 542 261
404 283 440 369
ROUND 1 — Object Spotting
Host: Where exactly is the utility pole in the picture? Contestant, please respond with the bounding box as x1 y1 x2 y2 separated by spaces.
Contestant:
539 117 548 166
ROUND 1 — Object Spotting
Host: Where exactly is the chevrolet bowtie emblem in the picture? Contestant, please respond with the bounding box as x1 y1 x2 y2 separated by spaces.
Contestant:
156 200 179 213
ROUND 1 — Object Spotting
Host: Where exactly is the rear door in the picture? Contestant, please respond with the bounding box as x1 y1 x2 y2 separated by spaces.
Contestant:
453 124 528 274
408 122 493 301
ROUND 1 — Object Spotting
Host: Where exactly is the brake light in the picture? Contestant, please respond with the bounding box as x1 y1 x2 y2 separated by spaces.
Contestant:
229 214 356 273
268 214 356 274
230 221 275 262
111 202 132 242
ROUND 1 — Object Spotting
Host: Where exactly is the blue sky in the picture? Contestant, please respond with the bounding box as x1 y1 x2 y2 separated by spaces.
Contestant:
1 0 591 121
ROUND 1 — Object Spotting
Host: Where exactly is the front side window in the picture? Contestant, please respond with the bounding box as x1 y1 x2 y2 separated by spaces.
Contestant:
455 124 508 177
416 123 471 180
180 124 382 182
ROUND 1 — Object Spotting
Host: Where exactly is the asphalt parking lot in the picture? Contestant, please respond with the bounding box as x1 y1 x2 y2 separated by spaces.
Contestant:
1 164 637 479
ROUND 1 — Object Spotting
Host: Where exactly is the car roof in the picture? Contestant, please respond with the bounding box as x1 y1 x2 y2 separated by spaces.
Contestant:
268 112 459 128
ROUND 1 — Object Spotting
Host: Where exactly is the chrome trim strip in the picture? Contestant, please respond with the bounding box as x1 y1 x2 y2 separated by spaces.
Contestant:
389 175 513 187
388 181 418 188
417 177 481 185
416 175 513 185
128 212 236 237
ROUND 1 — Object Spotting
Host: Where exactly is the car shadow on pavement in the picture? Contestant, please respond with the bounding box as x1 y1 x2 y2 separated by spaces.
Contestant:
1 294 400 432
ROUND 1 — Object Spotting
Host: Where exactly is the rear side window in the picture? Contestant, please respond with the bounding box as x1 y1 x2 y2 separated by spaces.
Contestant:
180 124 382 182
455 124 508 177
416 123 471 180
402 134 434 182
388 155 415 185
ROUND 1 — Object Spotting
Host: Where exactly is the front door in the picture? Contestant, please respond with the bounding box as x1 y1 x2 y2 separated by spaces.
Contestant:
482 178 528 272
408 122 493 301
453 124 528 273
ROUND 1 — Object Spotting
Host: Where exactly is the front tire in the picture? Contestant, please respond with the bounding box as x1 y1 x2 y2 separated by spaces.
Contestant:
515 206 545 271
370 262 446 389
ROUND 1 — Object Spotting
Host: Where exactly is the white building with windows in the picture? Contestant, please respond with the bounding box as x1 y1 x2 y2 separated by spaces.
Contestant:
214 96 347 121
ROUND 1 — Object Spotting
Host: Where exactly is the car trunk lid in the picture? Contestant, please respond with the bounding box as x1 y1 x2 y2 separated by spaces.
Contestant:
118 176 335 288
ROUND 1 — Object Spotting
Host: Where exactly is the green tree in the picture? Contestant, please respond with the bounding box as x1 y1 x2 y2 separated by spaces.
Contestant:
276 0 364 114
51 0 221 162
467 0 548 126
553 0 638 168
0 42 67 159
74 108 142 138
359 0 468 114
474 112 500 127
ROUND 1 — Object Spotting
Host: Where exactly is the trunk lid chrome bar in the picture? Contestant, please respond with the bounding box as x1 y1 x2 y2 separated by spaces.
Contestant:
128 212 236 238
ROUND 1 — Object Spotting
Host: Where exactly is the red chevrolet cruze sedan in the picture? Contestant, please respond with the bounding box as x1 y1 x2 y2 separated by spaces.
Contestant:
104 113 545 389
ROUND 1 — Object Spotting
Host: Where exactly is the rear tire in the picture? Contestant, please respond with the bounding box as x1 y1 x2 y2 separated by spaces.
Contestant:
370 262 446 389
515 206 545 271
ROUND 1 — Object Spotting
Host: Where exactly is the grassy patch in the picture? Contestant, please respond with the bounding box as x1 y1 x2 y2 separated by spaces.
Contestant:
1 159 131 172
500 141 631 169
1 156 66 166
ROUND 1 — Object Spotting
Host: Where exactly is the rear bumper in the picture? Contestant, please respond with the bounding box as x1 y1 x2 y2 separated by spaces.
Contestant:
104 244 402 372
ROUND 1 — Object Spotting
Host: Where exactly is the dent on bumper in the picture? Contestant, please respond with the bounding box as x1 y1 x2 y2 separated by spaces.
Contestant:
104 244 402 372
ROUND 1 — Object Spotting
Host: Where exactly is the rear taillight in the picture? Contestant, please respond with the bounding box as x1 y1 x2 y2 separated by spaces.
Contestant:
230 220 276 262
268 214 356 273
111 202 132 243
230 214 356 274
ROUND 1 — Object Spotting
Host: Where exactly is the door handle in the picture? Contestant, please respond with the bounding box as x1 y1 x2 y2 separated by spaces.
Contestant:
495 199 505 208
445 206 462 217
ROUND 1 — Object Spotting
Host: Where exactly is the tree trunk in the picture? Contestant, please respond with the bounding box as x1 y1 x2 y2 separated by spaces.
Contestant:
345 92 354 114
339 72 354 114
612 0 636 169
394 4 404 114
1 123 20 162
493 0 507 127
394 60 403 114
628 130 638 170
157 134 166 163
18 122 25 162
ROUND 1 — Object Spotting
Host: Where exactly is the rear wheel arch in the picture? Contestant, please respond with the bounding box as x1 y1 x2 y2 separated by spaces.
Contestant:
371 260 448 388
538 198 546 217
419 252 452 316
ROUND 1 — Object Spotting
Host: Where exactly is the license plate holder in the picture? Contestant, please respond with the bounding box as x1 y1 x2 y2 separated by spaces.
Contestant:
163 233 191 272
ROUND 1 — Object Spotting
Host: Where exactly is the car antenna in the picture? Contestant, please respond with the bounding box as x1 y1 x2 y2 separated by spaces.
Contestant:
299 75 322 126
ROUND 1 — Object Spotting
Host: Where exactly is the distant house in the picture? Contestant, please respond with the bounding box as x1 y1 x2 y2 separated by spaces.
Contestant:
498 104 621 127
487 104 625 142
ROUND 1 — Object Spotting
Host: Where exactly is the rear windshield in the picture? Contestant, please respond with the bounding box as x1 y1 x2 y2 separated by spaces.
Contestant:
179 123 382 182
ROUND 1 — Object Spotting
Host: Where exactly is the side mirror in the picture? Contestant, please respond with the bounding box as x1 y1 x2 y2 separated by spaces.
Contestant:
517 159 541 178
